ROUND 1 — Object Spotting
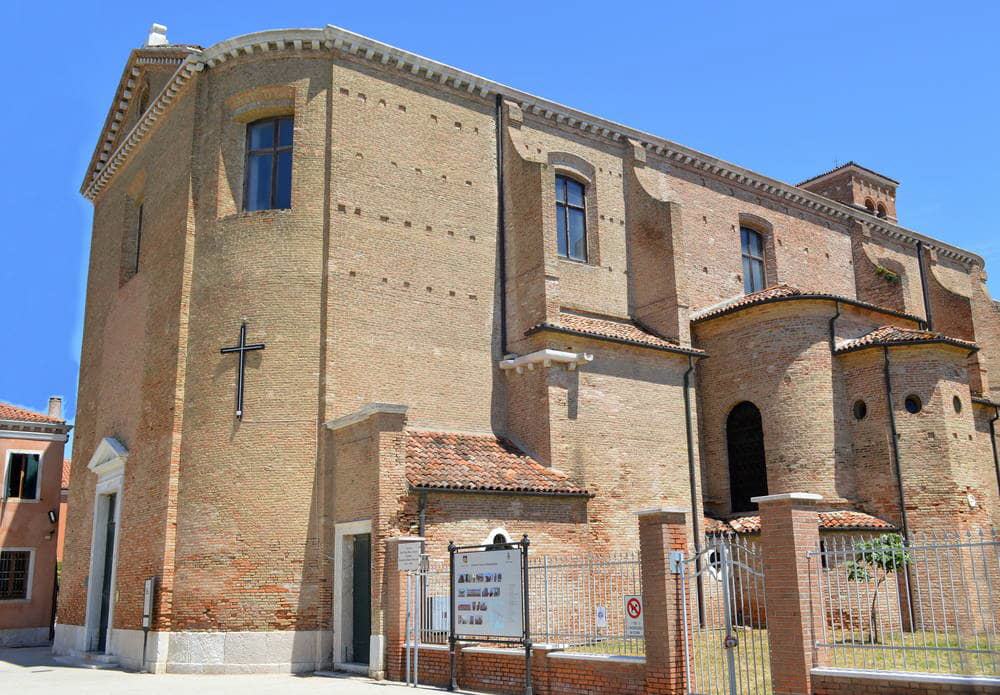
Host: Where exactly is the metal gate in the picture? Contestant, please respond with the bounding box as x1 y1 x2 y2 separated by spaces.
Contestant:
680 535 771 694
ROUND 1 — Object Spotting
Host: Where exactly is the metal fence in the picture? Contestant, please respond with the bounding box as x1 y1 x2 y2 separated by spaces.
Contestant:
528 551 643 655
810 529 999 677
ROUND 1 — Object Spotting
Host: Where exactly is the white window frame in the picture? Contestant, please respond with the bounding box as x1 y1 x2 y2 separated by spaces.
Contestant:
0 547 36 603
2 449 44 502
482 526 512 546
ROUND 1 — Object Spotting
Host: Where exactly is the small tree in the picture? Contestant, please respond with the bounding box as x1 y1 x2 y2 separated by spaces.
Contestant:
845 533 909 644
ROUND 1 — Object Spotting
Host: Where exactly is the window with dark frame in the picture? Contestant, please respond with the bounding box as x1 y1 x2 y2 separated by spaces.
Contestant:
4 453 40 500
0 550 30 600
740 226 766 294
555 174 587 262
244 116 293 211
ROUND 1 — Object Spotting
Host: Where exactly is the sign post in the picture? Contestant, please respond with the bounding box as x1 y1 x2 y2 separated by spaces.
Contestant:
141 576 157 672
448 535 532 695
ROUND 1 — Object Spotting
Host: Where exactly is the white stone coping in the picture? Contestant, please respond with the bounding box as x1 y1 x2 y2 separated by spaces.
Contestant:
750 492 823 504
547 651 645 664
461 646 527 656
403 642 449 651
636 507 689 517
811 667 1000 687
324 403 408 430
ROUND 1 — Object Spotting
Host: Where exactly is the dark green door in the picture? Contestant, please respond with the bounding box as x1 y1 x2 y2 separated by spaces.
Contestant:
351 534 371 664
97 494 117 652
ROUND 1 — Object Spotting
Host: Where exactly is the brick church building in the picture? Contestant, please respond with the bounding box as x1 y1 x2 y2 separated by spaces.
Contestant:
56 24 1000 674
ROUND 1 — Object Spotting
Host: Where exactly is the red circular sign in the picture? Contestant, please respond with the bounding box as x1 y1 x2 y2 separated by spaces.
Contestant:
626 598 642 619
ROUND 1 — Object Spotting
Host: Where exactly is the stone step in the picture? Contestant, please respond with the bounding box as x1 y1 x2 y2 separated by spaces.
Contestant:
53 650 121 670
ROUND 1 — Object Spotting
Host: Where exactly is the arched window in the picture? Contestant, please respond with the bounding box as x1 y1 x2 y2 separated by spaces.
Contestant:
740 227 766 294
864 198 876 213
876 202 887 218
726 402 768 513
555 174 587 262
244 116 293 211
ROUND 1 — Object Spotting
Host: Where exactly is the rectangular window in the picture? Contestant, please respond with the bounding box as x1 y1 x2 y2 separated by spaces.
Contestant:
0 550 30 600
555 174 587 262
4 452 41 500
244 116 293 211
740 226 766 294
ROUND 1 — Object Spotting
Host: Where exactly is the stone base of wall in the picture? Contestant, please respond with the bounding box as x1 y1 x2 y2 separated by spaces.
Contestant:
0 626 50 647
54 624 332 673
812 667 1000 694
387 643 646 695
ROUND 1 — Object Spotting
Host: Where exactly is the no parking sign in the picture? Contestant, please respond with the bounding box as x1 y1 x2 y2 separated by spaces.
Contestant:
624 595 643 637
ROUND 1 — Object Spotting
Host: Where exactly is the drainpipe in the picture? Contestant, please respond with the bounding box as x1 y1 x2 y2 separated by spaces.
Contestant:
418 491 427 537
828 301 841 352
494 93 508 356
990 407 1000 497
916 241 933 331
683 354 706 625
882 347 910 539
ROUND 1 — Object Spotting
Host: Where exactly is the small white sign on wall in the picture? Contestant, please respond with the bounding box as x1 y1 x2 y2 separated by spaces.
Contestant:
595 605 608 629
398 542 422 572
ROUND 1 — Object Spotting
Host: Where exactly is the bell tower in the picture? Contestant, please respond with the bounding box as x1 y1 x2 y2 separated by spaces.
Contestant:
799 161 899 222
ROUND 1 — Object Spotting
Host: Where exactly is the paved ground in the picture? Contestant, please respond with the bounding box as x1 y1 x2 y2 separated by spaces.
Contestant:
0 647 443 694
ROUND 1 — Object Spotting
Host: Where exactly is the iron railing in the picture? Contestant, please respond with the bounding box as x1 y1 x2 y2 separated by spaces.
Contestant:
527 551 644 656
810 529 999 677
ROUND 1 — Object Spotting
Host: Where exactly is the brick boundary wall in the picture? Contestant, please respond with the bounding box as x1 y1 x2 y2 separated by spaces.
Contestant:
811 668 1000 694
387 644 646 695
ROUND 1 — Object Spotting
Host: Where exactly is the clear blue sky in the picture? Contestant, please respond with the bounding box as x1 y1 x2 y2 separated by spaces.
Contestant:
3 1 998 426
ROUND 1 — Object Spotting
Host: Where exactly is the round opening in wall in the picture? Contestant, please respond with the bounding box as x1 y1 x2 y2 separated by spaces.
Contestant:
905 395 923 414
953 396 963 413
853 400 868 420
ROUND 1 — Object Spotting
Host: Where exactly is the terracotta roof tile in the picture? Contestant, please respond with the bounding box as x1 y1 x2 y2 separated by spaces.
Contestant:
528 312 704 355
692 284 921 324
836 325 977 355
61 460 72 489
0 402 63 424
406 431 589 496
707 511 896 535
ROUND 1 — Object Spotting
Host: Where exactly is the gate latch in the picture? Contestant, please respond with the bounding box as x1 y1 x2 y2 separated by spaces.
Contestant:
724 634 739 649
669 551 684 574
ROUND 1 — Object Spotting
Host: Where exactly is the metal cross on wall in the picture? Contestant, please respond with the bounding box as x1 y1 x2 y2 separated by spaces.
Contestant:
220 322 265 420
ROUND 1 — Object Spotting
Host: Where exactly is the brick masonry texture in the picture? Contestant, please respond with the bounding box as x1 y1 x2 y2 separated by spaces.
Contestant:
59 25 1000 679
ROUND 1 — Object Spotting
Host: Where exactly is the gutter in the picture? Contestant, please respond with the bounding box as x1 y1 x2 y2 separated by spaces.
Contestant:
991 407 1000 497
828 301 841 352
683 353 706 625
882 347 910 539
409 485 593 499
916 241 934 331
495 94 508 356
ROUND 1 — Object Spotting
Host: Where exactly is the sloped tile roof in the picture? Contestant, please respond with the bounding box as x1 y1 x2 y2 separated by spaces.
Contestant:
527 312 704 355
707 511 896 535
836 325 977 355
61 460 72 490
0 402 63 424
406 431 589 496
692 284 921 324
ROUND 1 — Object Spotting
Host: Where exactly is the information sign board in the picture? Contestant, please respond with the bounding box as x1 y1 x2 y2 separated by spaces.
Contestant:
452 547 524 639
398 542 422 572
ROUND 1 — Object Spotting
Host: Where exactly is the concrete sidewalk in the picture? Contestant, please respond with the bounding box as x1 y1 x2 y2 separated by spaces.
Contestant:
0 647 438 694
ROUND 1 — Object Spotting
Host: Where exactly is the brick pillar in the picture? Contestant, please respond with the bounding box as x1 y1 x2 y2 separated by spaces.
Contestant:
754 493 823 695
383 536 424 682
637 507 690 695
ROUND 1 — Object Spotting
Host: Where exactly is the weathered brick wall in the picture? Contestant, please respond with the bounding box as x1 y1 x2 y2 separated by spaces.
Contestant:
850 223 909 314
694 301 845 515
60 68 197 632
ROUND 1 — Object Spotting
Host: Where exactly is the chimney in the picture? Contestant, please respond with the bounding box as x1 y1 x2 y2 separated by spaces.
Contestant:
146 23 169 47
48 397 63 420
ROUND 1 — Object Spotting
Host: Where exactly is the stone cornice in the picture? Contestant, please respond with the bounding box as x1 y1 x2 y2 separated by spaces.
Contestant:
81 25 985 269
